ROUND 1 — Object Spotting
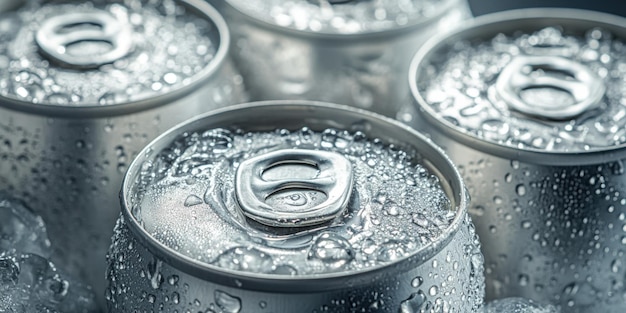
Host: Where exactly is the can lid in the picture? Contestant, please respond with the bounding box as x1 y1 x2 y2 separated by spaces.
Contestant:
122 101 468 291
225 0 461 36
410 9 626 163
0 0 229 114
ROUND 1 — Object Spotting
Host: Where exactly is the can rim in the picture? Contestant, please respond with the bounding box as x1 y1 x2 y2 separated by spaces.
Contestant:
0 0 231 118
223 0 466 41
120 100 469 293
409 8 626 166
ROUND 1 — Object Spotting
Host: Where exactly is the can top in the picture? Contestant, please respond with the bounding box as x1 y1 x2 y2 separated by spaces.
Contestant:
0 0 228 113
410 9 626 164
225 0 457 36
122 101 468 292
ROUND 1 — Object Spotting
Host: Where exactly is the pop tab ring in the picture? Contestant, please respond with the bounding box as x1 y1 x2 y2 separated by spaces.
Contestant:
235 149 354 228
36 10 133 68
495 55 606 120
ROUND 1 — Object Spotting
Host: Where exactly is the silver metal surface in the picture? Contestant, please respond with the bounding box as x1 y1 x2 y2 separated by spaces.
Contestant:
495 55 605 120
409 8 626 313
107 101 485 313
36 10 133 68
235 149 353 228
220 0 472 118
0 0 245 310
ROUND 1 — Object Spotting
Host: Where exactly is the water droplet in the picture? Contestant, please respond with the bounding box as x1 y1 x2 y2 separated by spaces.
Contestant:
216 247 273 273
184 195 203 207
468 205 485 216
399 290 427 313
611 259 622 273
271 264 298 275
493 196 503 204
167 275 179 286
376 240 409 262
411 276 424 288
215 290 241 313
383 201 400 216
46 92 72 104
519 274 529 286
163 72 178 85
307 233 354 271
98 91 128 105
504 173 512 183
482 119 510 136
147 259 163 289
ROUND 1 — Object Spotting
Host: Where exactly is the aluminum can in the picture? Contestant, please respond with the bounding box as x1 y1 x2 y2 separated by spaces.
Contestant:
409 8 626 313
219 0 471 118
106 101 485 313
0 0 245 308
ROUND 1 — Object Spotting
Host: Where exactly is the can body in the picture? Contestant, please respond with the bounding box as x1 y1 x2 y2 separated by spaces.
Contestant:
222 0 471 118
106 101 485 313
0 0 245 308
108 213 481 312
409 131 626 311
409 9 626 312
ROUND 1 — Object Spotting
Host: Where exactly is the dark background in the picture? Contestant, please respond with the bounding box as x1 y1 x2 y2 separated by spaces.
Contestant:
469 0 626 17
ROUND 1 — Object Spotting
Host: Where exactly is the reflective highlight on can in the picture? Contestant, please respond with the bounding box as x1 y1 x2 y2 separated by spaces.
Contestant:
107 101 484 312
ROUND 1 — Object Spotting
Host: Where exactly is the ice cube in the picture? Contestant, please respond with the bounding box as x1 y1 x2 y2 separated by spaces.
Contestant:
0 194 51 257
0 194 98 313
0 253 98 313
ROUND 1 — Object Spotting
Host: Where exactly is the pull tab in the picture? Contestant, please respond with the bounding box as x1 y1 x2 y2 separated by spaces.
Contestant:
495 55 605 120
235 149 354 228
36 10 133 69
